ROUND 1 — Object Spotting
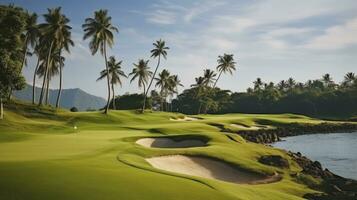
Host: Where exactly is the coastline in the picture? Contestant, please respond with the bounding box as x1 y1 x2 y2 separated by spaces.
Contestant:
218 122 357 199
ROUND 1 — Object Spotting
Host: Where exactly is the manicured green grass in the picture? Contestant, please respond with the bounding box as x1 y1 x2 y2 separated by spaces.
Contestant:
0 102 346 200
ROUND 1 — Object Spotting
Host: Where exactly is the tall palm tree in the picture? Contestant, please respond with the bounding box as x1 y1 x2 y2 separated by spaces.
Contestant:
55 24 74 108
142 39 169 112
213 54 236 88
97 56 127 110
203 69 217 87
21 13 39 71
36 48 63 105
155 69 171 111
83 9 119 114
32 44 44 104
191 76 206 114
38 7 69 106
129 59 152 95
168 74 183 112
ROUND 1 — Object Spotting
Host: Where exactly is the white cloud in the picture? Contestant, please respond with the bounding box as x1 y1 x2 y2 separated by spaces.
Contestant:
147 9 177 25
305 18 357 49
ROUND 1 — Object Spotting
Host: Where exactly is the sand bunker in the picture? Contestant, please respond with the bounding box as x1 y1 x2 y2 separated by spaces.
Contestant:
136 137 207 148
230 124 269 130
146 155 280 184
170 116 199 121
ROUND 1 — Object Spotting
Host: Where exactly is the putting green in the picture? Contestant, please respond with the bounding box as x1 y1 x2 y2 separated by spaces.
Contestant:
1 102 342 200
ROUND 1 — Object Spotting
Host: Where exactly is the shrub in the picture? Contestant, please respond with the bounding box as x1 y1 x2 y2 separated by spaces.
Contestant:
70 107 78 112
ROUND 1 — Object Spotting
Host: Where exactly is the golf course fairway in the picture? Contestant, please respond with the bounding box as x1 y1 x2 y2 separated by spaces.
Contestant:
0 102 342 200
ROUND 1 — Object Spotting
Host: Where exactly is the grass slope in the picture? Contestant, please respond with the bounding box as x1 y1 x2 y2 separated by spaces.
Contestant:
0 102 344 200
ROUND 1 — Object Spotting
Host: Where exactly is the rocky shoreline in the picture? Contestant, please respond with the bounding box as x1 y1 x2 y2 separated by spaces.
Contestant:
234 122 357 143
218 122 357 199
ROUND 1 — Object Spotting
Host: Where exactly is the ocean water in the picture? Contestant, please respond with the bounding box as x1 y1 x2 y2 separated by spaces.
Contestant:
272 132 357 180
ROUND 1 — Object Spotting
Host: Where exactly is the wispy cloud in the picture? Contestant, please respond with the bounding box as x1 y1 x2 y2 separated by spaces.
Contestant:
305 18 357 49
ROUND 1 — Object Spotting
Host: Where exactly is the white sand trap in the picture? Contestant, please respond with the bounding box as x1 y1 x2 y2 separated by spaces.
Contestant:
170 116 199 121
136 138 206 148
146 155 280 184
230 124 268 130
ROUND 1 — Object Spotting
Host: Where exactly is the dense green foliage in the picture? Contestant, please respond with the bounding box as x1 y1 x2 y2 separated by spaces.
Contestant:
173 73 357 117
0 5 28 118
109 93 152 110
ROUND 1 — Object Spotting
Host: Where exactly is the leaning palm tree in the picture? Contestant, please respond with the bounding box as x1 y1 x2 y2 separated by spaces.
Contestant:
129 59 152 95
21 13 40 71
55 24 74 108
97 56 127 110
38 7 69 106
83 9 118 114
142 39 169 112
155 69 171 111
32 44 45 104
213 54 236 88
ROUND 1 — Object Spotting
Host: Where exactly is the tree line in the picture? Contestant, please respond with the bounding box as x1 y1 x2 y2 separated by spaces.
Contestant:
172 73 357 117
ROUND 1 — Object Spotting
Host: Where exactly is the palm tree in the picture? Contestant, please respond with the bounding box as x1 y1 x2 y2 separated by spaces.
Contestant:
342 72 355 87
203 69 217 87
253 78 263 92
32 44 44 104
155 69 171 111
38 7 69 106
21 13 39 71
213 54 236 88
83 9 119 114
322 73 334 89
55 24 74 108
287 77 296 90
191 76 206 114
36 48 63 105
97 56 127 110
168 74 183 112
277 80 287 92
129 59 152 95
142 39 169 112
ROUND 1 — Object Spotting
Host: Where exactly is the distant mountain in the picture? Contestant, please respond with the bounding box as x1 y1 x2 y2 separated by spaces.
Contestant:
13 84 106 111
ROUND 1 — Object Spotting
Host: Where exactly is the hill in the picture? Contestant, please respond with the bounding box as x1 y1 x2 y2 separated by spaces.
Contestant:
13 84 106 111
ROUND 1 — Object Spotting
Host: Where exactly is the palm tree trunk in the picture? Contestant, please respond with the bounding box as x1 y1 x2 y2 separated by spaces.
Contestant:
197 102 202 115
142 55 161 112
213 70 223 88
111 83 116 110
56 49 63 108
0 97 3 120
103 42 111 114
20 36 28 71
45 76 50 105
39 41 54 106
32 56 40 104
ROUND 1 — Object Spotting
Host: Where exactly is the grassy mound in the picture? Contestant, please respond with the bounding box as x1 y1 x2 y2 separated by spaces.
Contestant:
1 102 348 200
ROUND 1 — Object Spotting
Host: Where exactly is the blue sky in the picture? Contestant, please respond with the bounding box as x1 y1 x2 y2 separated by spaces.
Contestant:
2 0 357 98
